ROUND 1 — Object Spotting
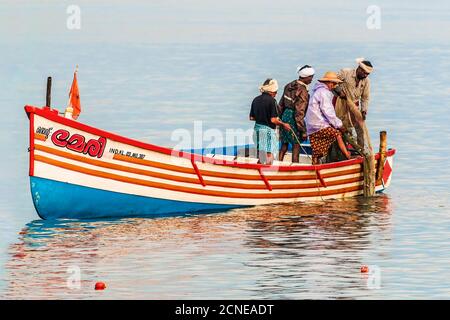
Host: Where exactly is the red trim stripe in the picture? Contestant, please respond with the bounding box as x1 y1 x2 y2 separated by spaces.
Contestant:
34 144 364 190
316 170 327 188
29 113 35 176
258 169 272 191
191 159 206 187
34 154 366 199
25 105 396 172
112 153 363 182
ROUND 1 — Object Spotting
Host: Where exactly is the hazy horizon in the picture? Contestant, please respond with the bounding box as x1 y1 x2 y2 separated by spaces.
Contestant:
1 0 449 45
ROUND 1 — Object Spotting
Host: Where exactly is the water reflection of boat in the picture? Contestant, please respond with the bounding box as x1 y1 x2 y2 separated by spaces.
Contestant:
4 196 392 299
239 195 393 299
25 105 395 219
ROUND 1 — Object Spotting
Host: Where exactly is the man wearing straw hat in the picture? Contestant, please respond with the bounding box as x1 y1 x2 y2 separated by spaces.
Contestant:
278 65 315 163
250 78 291 165
305 72 351 165
335 58 374 148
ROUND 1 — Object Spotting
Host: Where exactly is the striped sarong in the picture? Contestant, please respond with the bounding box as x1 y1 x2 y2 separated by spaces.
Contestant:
253 123 277 155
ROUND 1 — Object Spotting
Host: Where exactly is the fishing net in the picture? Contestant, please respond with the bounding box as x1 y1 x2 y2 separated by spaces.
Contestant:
331 85 376 196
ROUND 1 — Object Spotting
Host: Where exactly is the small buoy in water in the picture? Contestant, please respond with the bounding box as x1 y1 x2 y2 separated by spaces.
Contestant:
95 282 106 290
360 265 369 273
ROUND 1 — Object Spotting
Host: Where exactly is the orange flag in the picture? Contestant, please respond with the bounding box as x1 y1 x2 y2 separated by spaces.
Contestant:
68 68 81 120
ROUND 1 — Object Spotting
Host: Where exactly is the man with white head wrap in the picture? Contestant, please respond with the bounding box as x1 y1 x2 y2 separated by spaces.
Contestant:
334 58 374 148
250 78 291 165
335 58 373 118
297 65 315 78
278 65 315 163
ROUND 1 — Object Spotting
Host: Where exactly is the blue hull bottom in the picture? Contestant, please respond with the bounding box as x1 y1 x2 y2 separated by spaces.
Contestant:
30 177 247 220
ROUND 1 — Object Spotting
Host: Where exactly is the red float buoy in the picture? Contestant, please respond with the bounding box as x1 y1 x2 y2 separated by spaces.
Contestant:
95 282 106 290
360 265 369 273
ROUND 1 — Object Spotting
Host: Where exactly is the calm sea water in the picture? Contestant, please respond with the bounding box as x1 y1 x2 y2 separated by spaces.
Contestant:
0 41 449 299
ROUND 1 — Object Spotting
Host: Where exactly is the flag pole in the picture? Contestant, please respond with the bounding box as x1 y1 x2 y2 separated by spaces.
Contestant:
65 65 80 119
67 66 78 108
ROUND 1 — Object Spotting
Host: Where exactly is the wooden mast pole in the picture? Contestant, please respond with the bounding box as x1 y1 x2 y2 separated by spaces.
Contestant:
46 77 52 108
376 131 387 185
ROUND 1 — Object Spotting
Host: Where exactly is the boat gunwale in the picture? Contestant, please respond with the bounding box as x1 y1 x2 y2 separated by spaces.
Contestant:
25 105 396 172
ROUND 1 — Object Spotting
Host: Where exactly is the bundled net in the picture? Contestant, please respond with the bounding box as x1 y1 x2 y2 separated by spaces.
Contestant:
333 85 375 197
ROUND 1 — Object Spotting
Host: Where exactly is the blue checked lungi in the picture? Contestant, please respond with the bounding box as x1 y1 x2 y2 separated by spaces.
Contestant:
253 123 277 155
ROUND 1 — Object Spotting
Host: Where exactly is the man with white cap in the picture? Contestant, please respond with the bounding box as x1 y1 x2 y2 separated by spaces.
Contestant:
278 65 315 163
250 78 291 165
335 58 374 147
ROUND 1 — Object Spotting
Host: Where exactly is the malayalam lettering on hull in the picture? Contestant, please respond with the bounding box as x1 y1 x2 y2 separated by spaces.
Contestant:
50 129 107 158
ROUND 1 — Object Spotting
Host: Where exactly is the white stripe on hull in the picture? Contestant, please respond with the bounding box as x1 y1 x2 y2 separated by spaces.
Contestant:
34 149 365 191
33 161 367 205
31 113 392 206
33 118 361 182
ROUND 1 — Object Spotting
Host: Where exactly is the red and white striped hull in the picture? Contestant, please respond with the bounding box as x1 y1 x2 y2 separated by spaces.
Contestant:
25 106 395 219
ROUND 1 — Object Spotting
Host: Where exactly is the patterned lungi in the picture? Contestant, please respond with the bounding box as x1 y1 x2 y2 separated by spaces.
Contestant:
253 123 277 155
309 127 341 163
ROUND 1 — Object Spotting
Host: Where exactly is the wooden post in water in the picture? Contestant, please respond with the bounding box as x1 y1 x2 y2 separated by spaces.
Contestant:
46 77 52 108
343 132 375 197
376 131 387 185
363 153 375 197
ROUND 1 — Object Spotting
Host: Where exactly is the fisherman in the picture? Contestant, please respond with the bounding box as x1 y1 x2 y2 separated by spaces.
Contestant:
278 65 315 163
305 72 351 164
250 78 291 165
335 58 374 147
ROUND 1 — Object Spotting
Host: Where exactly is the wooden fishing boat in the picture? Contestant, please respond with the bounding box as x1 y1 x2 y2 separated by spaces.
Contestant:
25 105 395 220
